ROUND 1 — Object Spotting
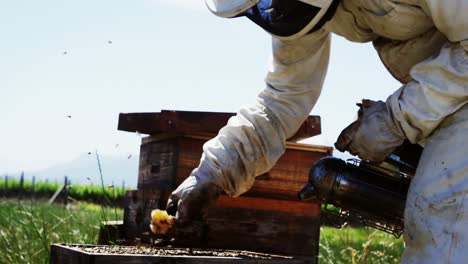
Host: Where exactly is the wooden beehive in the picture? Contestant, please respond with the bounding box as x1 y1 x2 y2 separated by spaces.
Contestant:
118 110 332 263
50 244 313 264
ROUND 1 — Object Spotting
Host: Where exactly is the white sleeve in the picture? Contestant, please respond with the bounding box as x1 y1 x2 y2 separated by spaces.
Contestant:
195 29 331 197
421 0 468 45
388 1 468 143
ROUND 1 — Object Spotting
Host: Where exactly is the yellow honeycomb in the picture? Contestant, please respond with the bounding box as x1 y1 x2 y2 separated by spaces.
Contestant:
149 209 175 235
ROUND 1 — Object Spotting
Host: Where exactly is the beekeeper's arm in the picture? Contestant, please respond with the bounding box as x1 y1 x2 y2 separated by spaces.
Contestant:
335 0 468 161
167 30 330 223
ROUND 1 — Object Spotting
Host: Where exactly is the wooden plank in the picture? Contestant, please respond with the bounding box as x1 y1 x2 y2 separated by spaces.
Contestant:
205 206 320 258
118 111 232 135
179 134 333 154
117 112 162 135
159 110 235 135
214 196 320 217
174 136 331 200
138 138 178 190
286 142 333 154
247 149 330 200
288 116 322 142
50 244 91 264
118 111 322 140
48 184 65 205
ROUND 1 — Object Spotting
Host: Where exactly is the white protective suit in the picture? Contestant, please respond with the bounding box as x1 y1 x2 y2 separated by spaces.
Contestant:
194 0 468 262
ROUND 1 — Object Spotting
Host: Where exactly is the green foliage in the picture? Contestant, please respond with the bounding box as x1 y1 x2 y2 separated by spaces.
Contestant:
0 199 122 264
0 198 405 264
0 178 128 203
319 226 404 264
2 175 405 264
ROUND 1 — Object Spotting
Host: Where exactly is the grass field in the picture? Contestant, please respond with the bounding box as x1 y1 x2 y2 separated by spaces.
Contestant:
0 198 404 264
320 226 404 263
0 199 123 264
0 178 127 203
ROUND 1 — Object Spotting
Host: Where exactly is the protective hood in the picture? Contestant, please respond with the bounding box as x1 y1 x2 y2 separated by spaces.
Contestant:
205 0 260 18
205 0 337 40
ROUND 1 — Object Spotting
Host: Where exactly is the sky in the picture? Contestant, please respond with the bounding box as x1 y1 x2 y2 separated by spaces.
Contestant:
1 0 401 174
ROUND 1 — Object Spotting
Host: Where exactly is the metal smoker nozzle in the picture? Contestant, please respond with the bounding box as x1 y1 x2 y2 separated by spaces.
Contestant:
298 183 316 201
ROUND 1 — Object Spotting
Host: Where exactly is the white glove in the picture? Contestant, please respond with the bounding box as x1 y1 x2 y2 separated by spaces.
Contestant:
166 170 223 225
334 99 406 162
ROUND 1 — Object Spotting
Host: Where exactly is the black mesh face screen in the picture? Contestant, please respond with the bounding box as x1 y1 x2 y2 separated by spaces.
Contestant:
310 0 340 32
244 0 321 38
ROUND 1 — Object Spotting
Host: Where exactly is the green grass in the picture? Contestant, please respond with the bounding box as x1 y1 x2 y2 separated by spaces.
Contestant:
0 178 128 203
0 199 123 264
319 226 404 264
0 197 404 264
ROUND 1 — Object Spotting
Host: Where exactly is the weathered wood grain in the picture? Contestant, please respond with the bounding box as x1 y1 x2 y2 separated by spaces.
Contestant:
118 110 322 140
138 139 178 190
205 206 320 257
122 189 320 258
214 196 320 217
172 136 331 200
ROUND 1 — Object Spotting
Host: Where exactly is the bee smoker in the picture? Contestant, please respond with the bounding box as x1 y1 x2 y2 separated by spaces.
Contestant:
298 143 423 237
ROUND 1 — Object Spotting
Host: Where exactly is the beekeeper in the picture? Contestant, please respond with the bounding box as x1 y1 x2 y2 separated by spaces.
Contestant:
167 0 468 262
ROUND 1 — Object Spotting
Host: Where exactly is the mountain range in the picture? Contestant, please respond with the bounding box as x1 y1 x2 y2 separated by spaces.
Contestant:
3 154 140 188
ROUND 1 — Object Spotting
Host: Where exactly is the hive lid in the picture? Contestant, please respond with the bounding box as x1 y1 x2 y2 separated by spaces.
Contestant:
118 110 321 141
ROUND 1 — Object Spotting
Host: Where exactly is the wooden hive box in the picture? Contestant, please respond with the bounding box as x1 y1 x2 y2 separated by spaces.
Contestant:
50 244 314 264
119 110 332 263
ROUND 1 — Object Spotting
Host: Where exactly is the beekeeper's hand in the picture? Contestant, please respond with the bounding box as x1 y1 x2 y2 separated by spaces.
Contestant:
166 170 223 225
334 99 406 162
